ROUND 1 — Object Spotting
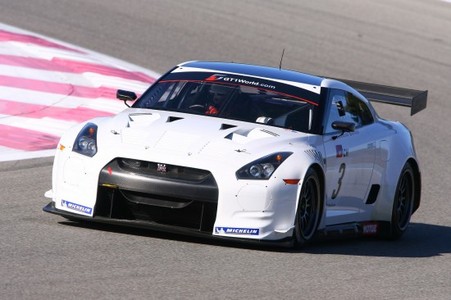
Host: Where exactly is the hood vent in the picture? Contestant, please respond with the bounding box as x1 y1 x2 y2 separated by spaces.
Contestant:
225 128 279 142
128 113 160 128
167 116 184 123
220 124 237 130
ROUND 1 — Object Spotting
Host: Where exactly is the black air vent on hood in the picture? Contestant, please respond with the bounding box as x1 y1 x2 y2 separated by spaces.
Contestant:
167 116 184 123
220 124 237 130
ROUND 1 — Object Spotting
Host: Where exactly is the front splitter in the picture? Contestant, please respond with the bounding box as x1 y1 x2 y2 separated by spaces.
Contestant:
43 202 293 248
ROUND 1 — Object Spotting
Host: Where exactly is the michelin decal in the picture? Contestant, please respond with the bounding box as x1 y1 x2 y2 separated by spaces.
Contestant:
215 227 260 235
61 200 93 216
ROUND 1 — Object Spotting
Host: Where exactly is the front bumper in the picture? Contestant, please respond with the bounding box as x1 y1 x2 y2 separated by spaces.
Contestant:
50 155 299 245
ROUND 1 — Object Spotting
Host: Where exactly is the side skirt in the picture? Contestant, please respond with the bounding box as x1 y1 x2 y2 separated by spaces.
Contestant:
317 221 389 239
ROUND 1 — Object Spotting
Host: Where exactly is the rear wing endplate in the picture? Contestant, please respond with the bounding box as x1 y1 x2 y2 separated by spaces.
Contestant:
340 79 427 116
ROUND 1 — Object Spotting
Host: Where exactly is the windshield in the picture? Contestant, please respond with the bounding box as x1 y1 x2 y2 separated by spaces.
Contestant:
134 71 320 132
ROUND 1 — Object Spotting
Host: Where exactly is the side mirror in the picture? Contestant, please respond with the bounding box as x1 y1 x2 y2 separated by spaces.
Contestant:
331 121 355 140
332 121 355 132
116 90 137 107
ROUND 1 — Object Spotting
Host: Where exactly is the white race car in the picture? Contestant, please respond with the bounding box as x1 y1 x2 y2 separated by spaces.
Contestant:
44 61 427 247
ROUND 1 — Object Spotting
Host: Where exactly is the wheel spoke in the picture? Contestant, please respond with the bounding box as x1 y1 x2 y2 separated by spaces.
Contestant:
388 164 415 239
299 179 317 235
397 171 413 227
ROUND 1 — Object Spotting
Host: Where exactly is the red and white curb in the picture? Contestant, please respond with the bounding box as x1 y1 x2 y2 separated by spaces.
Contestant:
0 23 160 162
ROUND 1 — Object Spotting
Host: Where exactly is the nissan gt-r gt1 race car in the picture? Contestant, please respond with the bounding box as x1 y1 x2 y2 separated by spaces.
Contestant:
43 61 427 247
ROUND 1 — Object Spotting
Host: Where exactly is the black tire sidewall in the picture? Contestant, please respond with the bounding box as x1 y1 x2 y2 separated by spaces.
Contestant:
389 163 415 239
293 168 321 247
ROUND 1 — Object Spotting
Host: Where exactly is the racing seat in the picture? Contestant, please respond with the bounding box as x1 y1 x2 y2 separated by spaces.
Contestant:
223 93 257 121
284 108 312 132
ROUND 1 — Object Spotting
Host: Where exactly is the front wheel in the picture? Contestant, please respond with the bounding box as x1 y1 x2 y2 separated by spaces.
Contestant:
293 168 322 248
386 163 415 240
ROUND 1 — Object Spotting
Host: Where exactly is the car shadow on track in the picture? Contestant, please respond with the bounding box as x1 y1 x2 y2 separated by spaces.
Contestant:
58 220 451 257
302 222 451 258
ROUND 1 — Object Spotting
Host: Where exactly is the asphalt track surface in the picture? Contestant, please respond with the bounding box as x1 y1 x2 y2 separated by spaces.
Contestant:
1 0 450 299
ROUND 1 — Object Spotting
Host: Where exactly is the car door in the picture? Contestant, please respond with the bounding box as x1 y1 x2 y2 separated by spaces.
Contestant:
322 89 377 225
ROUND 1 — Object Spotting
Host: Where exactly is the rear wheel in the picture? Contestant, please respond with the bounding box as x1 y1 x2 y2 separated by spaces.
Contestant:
293 168 321 247
387 163 415 239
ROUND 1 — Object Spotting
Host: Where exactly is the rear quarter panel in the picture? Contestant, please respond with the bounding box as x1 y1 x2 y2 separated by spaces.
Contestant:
371 119 419 221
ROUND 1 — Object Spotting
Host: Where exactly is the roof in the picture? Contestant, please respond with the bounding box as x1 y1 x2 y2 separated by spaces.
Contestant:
179 61 324 87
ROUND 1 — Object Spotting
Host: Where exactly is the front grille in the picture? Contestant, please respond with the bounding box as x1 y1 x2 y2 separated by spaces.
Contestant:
95 158 219 232
95 186 217 232
119 158 211 182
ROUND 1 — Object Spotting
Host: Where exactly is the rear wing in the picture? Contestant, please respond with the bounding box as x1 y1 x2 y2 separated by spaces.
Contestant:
340 79 428 116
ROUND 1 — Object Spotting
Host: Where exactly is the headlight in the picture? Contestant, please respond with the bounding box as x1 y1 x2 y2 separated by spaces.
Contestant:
73 123 98 157
236 152 292 180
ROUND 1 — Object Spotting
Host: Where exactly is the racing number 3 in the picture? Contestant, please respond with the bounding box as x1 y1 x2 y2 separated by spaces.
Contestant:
331 163 346 199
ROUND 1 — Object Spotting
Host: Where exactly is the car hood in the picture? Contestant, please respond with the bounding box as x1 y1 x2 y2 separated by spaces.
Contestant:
102 109 314 165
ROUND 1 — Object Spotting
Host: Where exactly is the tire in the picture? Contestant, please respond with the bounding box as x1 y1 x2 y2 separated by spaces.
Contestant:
386 163 415 240
293 168 322 248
